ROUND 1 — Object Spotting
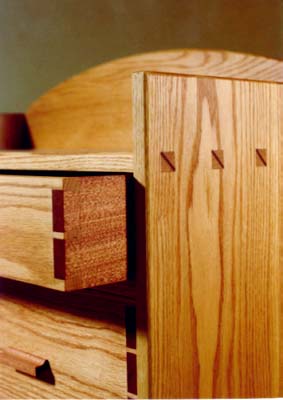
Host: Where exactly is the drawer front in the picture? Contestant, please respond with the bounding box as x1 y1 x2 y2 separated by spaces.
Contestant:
0 174 127 290
0 290 128 399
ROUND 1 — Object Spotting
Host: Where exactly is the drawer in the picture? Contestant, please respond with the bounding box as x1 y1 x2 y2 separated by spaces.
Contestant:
0 282 130 399
0 174 127 290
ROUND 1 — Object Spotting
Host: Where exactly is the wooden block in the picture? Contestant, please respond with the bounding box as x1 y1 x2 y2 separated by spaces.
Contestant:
0 174 127 291
26 50 283 153
133 72 282 398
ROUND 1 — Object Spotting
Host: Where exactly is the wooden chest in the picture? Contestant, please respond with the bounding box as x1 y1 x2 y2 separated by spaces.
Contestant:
0 49 282 399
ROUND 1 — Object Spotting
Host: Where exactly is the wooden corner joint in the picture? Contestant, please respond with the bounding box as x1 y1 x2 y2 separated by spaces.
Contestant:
256 148 267 166
53 238 66 280
52 189 66 280
161 151 176 172
52 189 64 232
212 150 224 169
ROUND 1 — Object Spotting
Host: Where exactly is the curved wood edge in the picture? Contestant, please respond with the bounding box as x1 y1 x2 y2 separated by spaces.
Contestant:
26 49 283 152
0 347 55 384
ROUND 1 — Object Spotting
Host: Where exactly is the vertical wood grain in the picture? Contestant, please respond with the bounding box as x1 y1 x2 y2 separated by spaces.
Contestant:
134 72 282 398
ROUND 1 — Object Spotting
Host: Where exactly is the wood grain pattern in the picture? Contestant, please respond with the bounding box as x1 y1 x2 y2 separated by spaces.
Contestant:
133 72 282 398
26 49 283 152
0 174 127 291
0 175 64 290
62 175 127 290
0 151 133 172
0 286 127 399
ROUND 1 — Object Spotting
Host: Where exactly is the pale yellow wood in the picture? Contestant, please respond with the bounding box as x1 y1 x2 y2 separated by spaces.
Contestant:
0 151 133 172
26 49 283 152
0 174 128 291
0 290 127 399
0 175 64 290
133 72 282 398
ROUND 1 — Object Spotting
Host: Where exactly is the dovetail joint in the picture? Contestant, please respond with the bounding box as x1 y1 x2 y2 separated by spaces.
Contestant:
212 150 224 169
161 151 175 172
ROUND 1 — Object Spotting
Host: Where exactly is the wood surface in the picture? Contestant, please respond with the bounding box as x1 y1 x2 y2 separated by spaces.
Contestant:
0 174 127 291
62 175 127 290
0 151 133 172
133 72 282 398
0 283 127 399
26 49 283 152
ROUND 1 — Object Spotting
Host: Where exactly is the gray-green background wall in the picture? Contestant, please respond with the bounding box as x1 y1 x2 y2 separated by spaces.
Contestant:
0 0 282 111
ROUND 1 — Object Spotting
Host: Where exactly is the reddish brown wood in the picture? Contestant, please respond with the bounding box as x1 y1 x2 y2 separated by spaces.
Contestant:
0 114 32 149
62 175 128 290
52 190 64 232
127 352 137 396
0 347 54 384
53 239 66 280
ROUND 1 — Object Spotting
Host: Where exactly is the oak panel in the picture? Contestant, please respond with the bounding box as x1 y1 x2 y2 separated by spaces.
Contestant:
134 72 282 398
26 49 283 152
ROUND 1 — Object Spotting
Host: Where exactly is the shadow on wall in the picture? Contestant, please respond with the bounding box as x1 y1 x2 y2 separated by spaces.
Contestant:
0 0 281 111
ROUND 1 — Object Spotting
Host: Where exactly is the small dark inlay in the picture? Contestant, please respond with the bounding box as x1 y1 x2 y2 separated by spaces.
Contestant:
53 239 66 280
256 148 267 167
127 352 137 395
212 150 224 169
125 306 136 349
52 190 64 232
161 151 175 172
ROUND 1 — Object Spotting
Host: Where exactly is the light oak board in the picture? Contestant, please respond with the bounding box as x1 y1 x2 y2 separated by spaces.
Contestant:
134 72 282 398
0 151 133 172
